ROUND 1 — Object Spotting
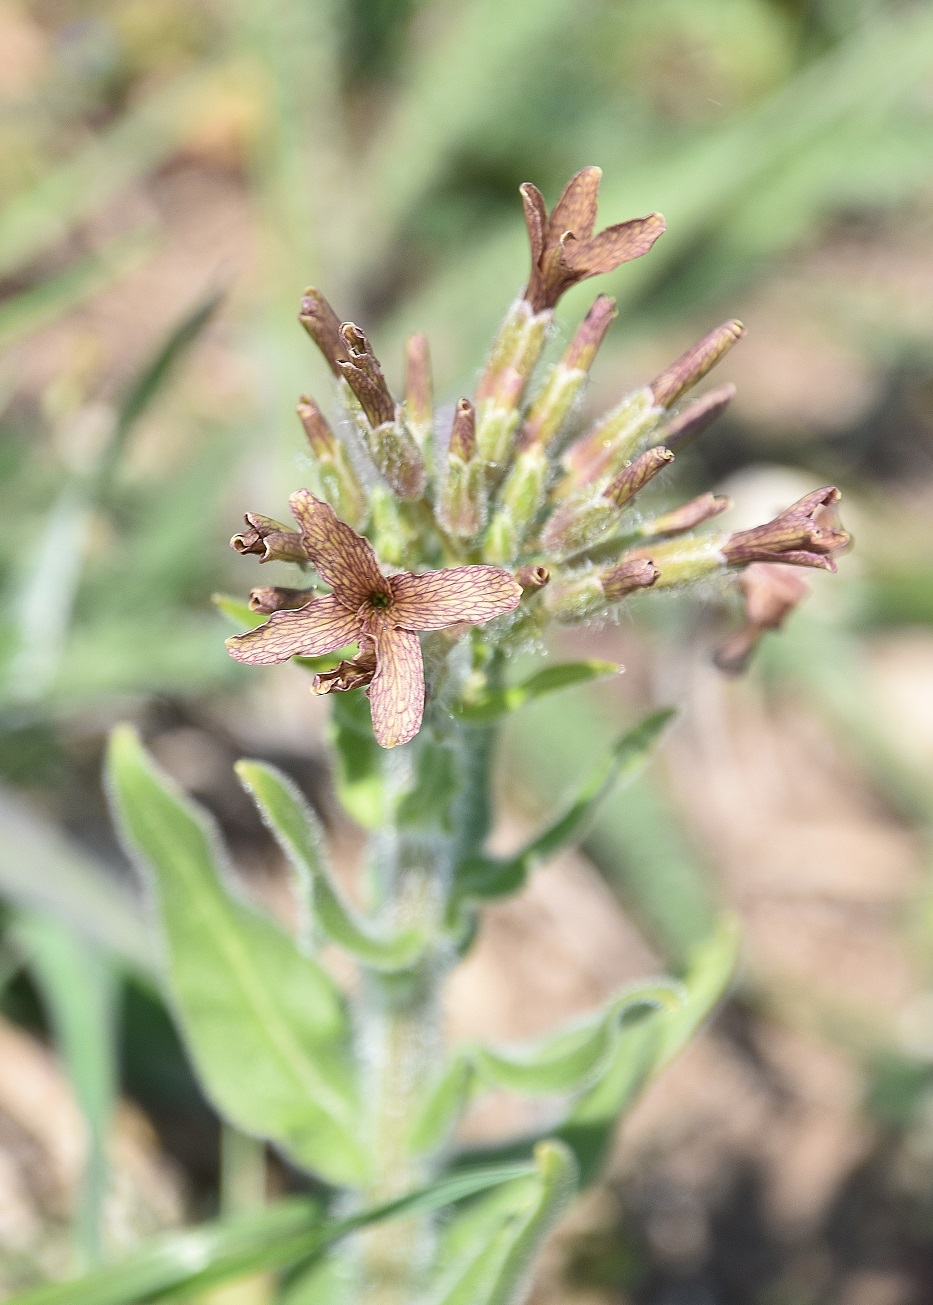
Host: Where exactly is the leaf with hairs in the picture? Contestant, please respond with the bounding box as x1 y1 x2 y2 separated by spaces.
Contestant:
456 660 622 724
106 726 366 1186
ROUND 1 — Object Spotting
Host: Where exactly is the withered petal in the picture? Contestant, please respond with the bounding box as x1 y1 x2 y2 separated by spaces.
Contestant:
547 166 602 246
563 213 666 275
226 595 361 666
367 617 425 749
520 182 547 266
289 489 388 608
389 566 522 631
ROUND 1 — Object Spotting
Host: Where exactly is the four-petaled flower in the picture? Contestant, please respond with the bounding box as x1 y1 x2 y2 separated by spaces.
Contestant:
226 490 522 748
521 166 666 312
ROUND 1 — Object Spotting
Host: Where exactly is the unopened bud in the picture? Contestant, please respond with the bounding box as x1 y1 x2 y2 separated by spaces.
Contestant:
515 565 550 592
404 334 433 447
298 289 349 377
487 446 549 560
438 401 486 538
518 296 616 453
475 298 552 409
559 386 660 491
297 396 366 527
366 418 427 500
650 320 744 410
448 398 476 461
626 534 728 588
640 493 731 538
249 586 316 614
599 556 660 602
337 323 396 428
604 447 674 507
231 513 307 565
658 384 735 452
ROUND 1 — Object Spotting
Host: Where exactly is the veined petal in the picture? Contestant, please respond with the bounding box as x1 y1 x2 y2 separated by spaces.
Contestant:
520 182 547 266
289 489 388 608
389 566 522 631
564 213 666 274
226 595 360 666
367 618 425 749
548 165 601 244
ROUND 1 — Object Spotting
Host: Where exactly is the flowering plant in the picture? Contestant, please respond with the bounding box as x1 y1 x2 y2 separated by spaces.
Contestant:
99 168 848 1305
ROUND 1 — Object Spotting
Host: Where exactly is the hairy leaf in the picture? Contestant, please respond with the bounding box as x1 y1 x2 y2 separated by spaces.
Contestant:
106 727 366 1186
456 660 622 723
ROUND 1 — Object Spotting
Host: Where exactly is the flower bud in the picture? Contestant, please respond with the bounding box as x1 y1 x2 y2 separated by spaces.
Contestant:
298 288 349 377
249 586 316 614
337 323 396 428
558 386 660 492
627 534 728 588
544 555 657 622
486 446 550 562
604 446 674 507
404 333 433 448
438 399 486 538
231 513 307 564
518 296 616 452
650 320 745 409
657 384 735 452
476 299 553 408
297 396 366 528
640 493 731 538
515 564 550 592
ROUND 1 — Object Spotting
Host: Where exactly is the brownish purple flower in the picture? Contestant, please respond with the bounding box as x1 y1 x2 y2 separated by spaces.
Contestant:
722 487 850 572
520 167 666 311
714 563 811 675
230 513 307 565
226 491 522 748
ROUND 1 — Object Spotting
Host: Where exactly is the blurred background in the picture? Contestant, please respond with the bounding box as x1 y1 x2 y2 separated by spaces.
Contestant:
1 0 933 1300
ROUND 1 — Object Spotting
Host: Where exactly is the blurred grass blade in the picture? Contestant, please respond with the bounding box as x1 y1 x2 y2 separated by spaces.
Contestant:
0 785 154 973
456 708 676 902
107 726 367 1186
0 67 224 280
0 231 153 351
427 1141 577 1305
9 1162 537 1305
14 913 117 1266
455 660 623 724
212 594 267 630
235 760 425 968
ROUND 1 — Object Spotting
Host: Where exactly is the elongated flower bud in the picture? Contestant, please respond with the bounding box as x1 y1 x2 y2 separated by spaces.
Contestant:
486 445 549 562
603 446 674 507
439 400 486 538
657 384 736 452
298 289 349 377
337 323 396 428
519 296 616 452
476 300 552 473
404 333 433 448
297 396 367 528
626 534 728 588
541 447 673 559
558 386 661 493
544 555 658 622
639 493 731 538
650 321 745 409
231 513 307 564
599 556 660 601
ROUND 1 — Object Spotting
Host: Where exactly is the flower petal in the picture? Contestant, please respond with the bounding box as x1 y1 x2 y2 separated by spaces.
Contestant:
289 489 388 608
548 166 601 245
389 566 522 631
226 594 360 665
367 619 425 749
564 213 666 275
520 182 547 266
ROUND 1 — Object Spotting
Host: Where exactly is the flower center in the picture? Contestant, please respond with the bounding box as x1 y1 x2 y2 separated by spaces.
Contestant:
368 591 391 610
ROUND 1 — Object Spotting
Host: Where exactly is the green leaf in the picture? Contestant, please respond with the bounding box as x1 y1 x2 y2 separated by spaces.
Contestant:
328 692 386 830
426 1141 577 1305
455 709 676 903
557 919 739 1184
212 593 267 630
473 982 681 1097
235 760 425 970
408 1053 476 1156
14 913 117 1266
106 726 367 1186
456 660 622 724
9 1163 538 1305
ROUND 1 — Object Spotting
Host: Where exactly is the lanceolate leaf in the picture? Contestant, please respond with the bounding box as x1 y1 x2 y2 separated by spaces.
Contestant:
8 1163 539 1305
456 660 622 724
454 708 676 902
235 760 425 969
426 1141 577 1305
106 727 367 1186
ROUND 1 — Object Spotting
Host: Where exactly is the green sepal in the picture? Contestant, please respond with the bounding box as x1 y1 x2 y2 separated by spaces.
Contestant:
426 1141 577 1305
106 727 367 1187
453 708 676 905
235 760 425 971
328 691 386 829
456 660 623 724
473 981 682 1096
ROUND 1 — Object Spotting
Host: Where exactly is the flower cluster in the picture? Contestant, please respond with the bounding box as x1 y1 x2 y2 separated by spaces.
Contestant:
227 167 850 746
